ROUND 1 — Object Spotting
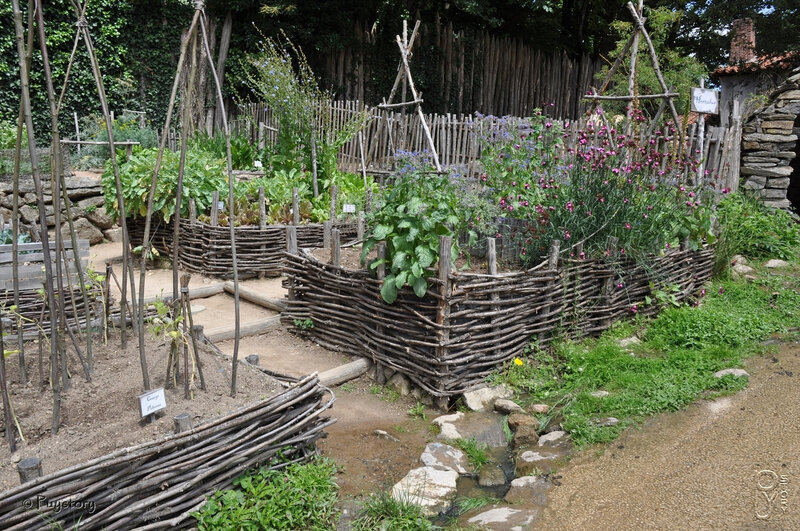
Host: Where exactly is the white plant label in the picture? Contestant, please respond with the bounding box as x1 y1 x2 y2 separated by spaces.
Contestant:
343 204 356 213
138 388 167 417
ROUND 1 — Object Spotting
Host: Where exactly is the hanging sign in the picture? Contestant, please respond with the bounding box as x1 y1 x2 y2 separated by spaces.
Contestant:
138 388 167 417
691 88 719 114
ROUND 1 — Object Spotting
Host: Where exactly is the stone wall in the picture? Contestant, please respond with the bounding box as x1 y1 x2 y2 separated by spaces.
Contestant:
740 66 800 209
0 171 116 244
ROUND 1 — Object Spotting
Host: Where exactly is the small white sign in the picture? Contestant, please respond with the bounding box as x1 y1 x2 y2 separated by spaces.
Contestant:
138 388 167 417
217 200 225 210
342 204 356 213
691 87 719 114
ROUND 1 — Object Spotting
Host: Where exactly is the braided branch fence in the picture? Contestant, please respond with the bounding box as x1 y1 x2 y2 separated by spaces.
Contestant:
281 238 714 396
0 374 334 530
128 217 358 278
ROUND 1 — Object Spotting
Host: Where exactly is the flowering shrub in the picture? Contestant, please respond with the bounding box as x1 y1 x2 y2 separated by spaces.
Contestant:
475 115 716 264
474 111 562 215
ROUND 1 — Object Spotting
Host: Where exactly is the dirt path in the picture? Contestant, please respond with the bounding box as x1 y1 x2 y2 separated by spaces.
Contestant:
536 342 800 530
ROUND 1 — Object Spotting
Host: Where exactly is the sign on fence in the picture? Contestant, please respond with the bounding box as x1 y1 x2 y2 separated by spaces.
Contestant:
691 88 719 114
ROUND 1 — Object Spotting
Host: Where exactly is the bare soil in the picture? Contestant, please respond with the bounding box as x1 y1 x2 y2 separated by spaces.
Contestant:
0 332 282 492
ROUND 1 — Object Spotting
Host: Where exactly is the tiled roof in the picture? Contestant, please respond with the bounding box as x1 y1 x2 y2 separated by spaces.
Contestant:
712 52 799 76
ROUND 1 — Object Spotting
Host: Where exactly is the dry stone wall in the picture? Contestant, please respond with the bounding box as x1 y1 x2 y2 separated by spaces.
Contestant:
0 171 114 244
741 66 800 208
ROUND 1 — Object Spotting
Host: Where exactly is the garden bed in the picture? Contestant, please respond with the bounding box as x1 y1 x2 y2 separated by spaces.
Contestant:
128 216 358 278
282 242 714 397
0 331 334 529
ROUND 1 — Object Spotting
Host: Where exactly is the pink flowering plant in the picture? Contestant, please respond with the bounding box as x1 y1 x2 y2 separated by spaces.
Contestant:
474 111 562 216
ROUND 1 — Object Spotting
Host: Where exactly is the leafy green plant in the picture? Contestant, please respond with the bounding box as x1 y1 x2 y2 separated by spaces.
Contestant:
101 146 226 222
190 131 257 171
351 490 435 531
192 457 340 530
73 112 159 169
715 192 800 269
293 318 314 330
362 154 496 303
453 438 490 472
489 268 800 447
408 401 427 421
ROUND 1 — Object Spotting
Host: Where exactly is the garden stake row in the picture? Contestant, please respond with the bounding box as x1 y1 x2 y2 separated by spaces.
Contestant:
11 0 64 434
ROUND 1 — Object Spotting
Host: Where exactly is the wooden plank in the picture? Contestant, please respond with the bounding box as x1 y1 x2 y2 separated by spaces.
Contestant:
0 240 88 253
223 281 287 312
318 358 373 387
204 316 282 343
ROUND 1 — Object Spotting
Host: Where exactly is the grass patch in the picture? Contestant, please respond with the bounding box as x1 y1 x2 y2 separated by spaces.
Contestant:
351 491 436 531
453 496 500 514
453 438 490 472
490 265 800 448
192 457 339 530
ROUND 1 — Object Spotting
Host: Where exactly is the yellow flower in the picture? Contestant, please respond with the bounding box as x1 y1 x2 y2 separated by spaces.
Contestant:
513 358 524 366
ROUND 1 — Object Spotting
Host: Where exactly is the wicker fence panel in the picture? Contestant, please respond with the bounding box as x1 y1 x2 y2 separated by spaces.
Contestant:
127 217 357 278
282 246 716 396
0 375 334 530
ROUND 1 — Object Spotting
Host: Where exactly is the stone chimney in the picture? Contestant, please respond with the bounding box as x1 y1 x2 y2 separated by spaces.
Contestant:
730 18 757 63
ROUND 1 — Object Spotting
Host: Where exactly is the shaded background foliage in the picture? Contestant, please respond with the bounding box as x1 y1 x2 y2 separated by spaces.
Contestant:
1 0 797 135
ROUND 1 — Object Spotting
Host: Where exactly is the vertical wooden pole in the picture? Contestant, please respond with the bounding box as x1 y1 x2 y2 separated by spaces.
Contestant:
211 191 219 226
189 199 197 224
357 212 365 241
600 236 619 331
258 187 266 229
329 184 338 223
0 318 16 452
375 242 386 385
323 221 332 249
286 226 297 302
436 236 452 394
292 187 300 225
331 228 341 267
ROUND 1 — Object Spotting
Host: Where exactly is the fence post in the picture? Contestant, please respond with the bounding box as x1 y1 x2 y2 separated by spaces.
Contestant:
540 239 561 343
286 226 297 302
436 236 452 395
357 212 365 241
323 221 332 249
600 236 619 331
331 228 340 267
189 199 196 224
292 187 300 226
375 242 387 384
329 185 338 224
211 191 219 227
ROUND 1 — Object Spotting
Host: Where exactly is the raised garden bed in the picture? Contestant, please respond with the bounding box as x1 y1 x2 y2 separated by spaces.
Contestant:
281 239 714 397
128 216 358 278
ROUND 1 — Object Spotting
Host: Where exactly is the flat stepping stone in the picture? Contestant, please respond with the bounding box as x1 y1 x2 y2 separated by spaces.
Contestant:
468 507 541 530
392 466 458 516
714 368 749 378
764 259 790 268
463 384 513 411
420 442 469 474
505 475 552 506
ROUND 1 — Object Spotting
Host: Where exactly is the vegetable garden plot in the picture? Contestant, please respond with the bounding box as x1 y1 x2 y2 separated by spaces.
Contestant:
282 244 714 397
0 374 334 530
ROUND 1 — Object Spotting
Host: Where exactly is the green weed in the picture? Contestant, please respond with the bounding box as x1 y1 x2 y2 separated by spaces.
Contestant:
453 438 490 472
408 401 428 421
351 491 436 531
453 496 500 514
192 457 339 530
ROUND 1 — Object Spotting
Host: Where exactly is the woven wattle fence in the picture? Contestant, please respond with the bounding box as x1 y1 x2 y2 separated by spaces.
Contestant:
0 375 335 530
128 217 358 278
281 237 714 396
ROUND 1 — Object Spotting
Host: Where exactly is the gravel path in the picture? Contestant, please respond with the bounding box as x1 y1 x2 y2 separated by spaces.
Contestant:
537 342 800 530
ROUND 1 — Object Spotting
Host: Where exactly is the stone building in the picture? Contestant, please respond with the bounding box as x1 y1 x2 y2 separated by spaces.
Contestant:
712 19 799 210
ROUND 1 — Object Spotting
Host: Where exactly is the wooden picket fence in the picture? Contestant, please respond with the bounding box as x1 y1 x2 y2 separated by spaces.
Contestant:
235 100 737 185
